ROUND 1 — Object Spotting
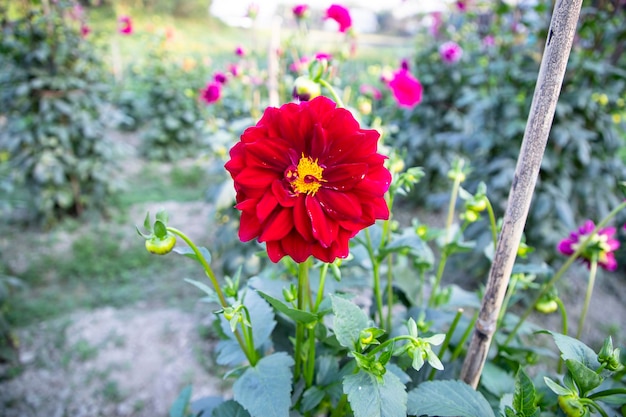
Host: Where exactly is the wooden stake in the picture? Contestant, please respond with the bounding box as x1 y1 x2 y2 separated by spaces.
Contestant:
459 0 583 389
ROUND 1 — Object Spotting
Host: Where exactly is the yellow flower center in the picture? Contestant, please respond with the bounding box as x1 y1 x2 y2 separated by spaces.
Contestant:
288 154 326 196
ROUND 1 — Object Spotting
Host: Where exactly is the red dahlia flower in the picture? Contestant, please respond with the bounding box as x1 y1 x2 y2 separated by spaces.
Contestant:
200 82 221 104
325 4 352 33
293 4 309 20
225 96 391 263
557 220 620 271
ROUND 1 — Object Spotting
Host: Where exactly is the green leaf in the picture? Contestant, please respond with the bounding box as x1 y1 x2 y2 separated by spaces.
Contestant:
257 291 318 324
169 385 192 417
564 359 603 395
184 278 216 298
330 295 372 351
512 368 540 417
480 362 515 397
210 400 251 417
543 377 572 396
407 380 496 417
542 331 600 369
172 246 212 264
343 369 407 417
301 386 325 413
233 352 294 417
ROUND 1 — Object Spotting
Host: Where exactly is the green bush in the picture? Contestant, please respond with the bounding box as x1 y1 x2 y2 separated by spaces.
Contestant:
0 2 120 224
385 2 626 259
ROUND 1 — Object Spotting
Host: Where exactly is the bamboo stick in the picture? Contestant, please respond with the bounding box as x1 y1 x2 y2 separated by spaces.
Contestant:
459 0 583 388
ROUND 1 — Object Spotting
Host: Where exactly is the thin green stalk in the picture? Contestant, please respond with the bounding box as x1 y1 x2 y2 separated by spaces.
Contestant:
330 394 348 417
485 199 498 251
556 297 568 373
305 327 316 387
503 199 626 346
313 263 329 313
580 399 609 417
451 310 478 362
365 228 385 328
576 259 597 340
318 78 345 108
588 388 626 400
386 254 393 332
294 261 311 381
241 306 259 365
428 309 463 380
428 251 449 308
166 227 255 365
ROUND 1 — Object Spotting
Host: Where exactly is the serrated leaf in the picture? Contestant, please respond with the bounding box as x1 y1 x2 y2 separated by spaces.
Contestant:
330 295 371 351
172 245 212 264
169 385 192 417
512 368 540 417
184 278 216 298
343 369 407 417
219 290 276 349
542 331 600 369
257 291 318 324
210 399 250 417
564 359 603 395
301 386 325 413
480 362 515 397
407 380 496 417
233 352 294 417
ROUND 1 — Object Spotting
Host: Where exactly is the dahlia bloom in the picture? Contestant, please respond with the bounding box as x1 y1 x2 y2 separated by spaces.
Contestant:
118 15 133 35
557 220 620 271
439 41 463 64
387 68 423 108
80 24 91 38
225 96 391 263
214 72 228 84
293 4 309 20
325 4 352 33
235 46 246 57
200 82 221 104
359 84 383 100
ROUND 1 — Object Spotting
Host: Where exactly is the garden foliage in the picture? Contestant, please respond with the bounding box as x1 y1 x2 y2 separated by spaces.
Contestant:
0 1 120 224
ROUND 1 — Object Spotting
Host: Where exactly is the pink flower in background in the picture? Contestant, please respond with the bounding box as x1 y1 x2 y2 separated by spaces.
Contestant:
200 82 221 104
69 3 85 21
293 4 309 20
214 72 228 84
456 1 468 11
429 11 442 37
325 4 352 33
359 84 382 100
228 63 241 77
439 41 463 63
118 15 133 35
247 3 259 20
80 24 91 38
557 220 620 271
235 46 246 57
290 56 310 73
387 66 422 108
315 52 332 61
482 35 496 48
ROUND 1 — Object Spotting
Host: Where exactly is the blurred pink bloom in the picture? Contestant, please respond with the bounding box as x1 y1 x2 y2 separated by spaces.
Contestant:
557 220 620 271
228 63 241 77
315 52 332 61
214 72 228 84
388 67 422 108
247 3 259 19
482 35 496 48
69 4 85 21
200 82 221 104
429 11 442 37
290 56 310 73
235 46 246 57
293 4 309 19
118 16 133 35
359 84 382 100
325 4 352 33
456 1 468 12
439 41 463 64
80 24 91 38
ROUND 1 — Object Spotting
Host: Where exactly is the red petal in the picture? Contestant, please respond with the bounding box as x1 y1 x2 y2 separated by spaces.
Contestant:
256 192 278 223
239 211 262 241
316 189 362 220
272 180 298 207
294 198 314 241
323 163 368 191
266 240 286 262
259 208 293 242
234 167 277 189
246 140 290 170
306 196 334 248
282 232 312 263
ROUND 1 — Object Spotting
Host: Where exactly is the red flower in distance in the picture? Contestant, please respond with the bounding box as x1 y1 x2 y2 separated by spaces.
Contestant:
557 220 620 271
293 4 309 20
225 96 391 263
325 4 352 33
118 15 133 35
387 68 422 108
200 82 221 104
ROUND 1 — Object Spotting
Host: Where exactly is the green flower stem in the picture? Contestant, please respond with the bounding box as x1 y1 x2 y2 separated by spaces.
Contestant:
503 200 626 347
588 388 626 400
485 199 498 251
386 253 394 332
305 326 316 387
318 78 345 108
313 263 329 313
241 306 259 365
579 399 609 417
576 259 597 340
367 335 417 358
450 310 478 362
497 274 519 329
166 227 256 365
295 260 311 382
428 308 463 381
330 394 348 417
365 228 385 329
429 171 463 307
556 297 568 373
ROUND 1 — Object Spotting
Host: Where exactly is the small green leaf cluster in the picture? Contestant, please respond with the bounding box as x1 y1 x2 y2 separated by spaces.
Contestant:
0 2 120 224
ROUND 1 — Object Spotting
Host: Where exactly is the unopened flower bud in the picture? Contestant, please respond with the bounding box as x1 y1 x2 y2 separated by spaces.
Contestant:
292 76 321 102
598 336 623 372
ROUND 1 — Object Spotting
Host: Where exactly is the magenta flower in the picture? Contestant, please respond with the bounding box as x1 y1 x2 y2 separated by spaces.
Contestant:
118 15 133 35
315 52 332 61
325 4 352 33
387 67 422 108
200 82 222 104
80 24 91 38
359 84 382 100
235 46 246 57
439 41 463 64
228 64 241 77
429 11 442 37
482 35 496 48
455 1 468 12
214 72 228 84
293 4 309 20
557 220 620 271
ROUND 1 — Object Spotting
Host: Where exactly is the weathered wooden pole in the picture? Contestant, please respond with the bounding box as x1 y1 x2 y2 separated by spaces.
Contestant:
460 0 583 388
